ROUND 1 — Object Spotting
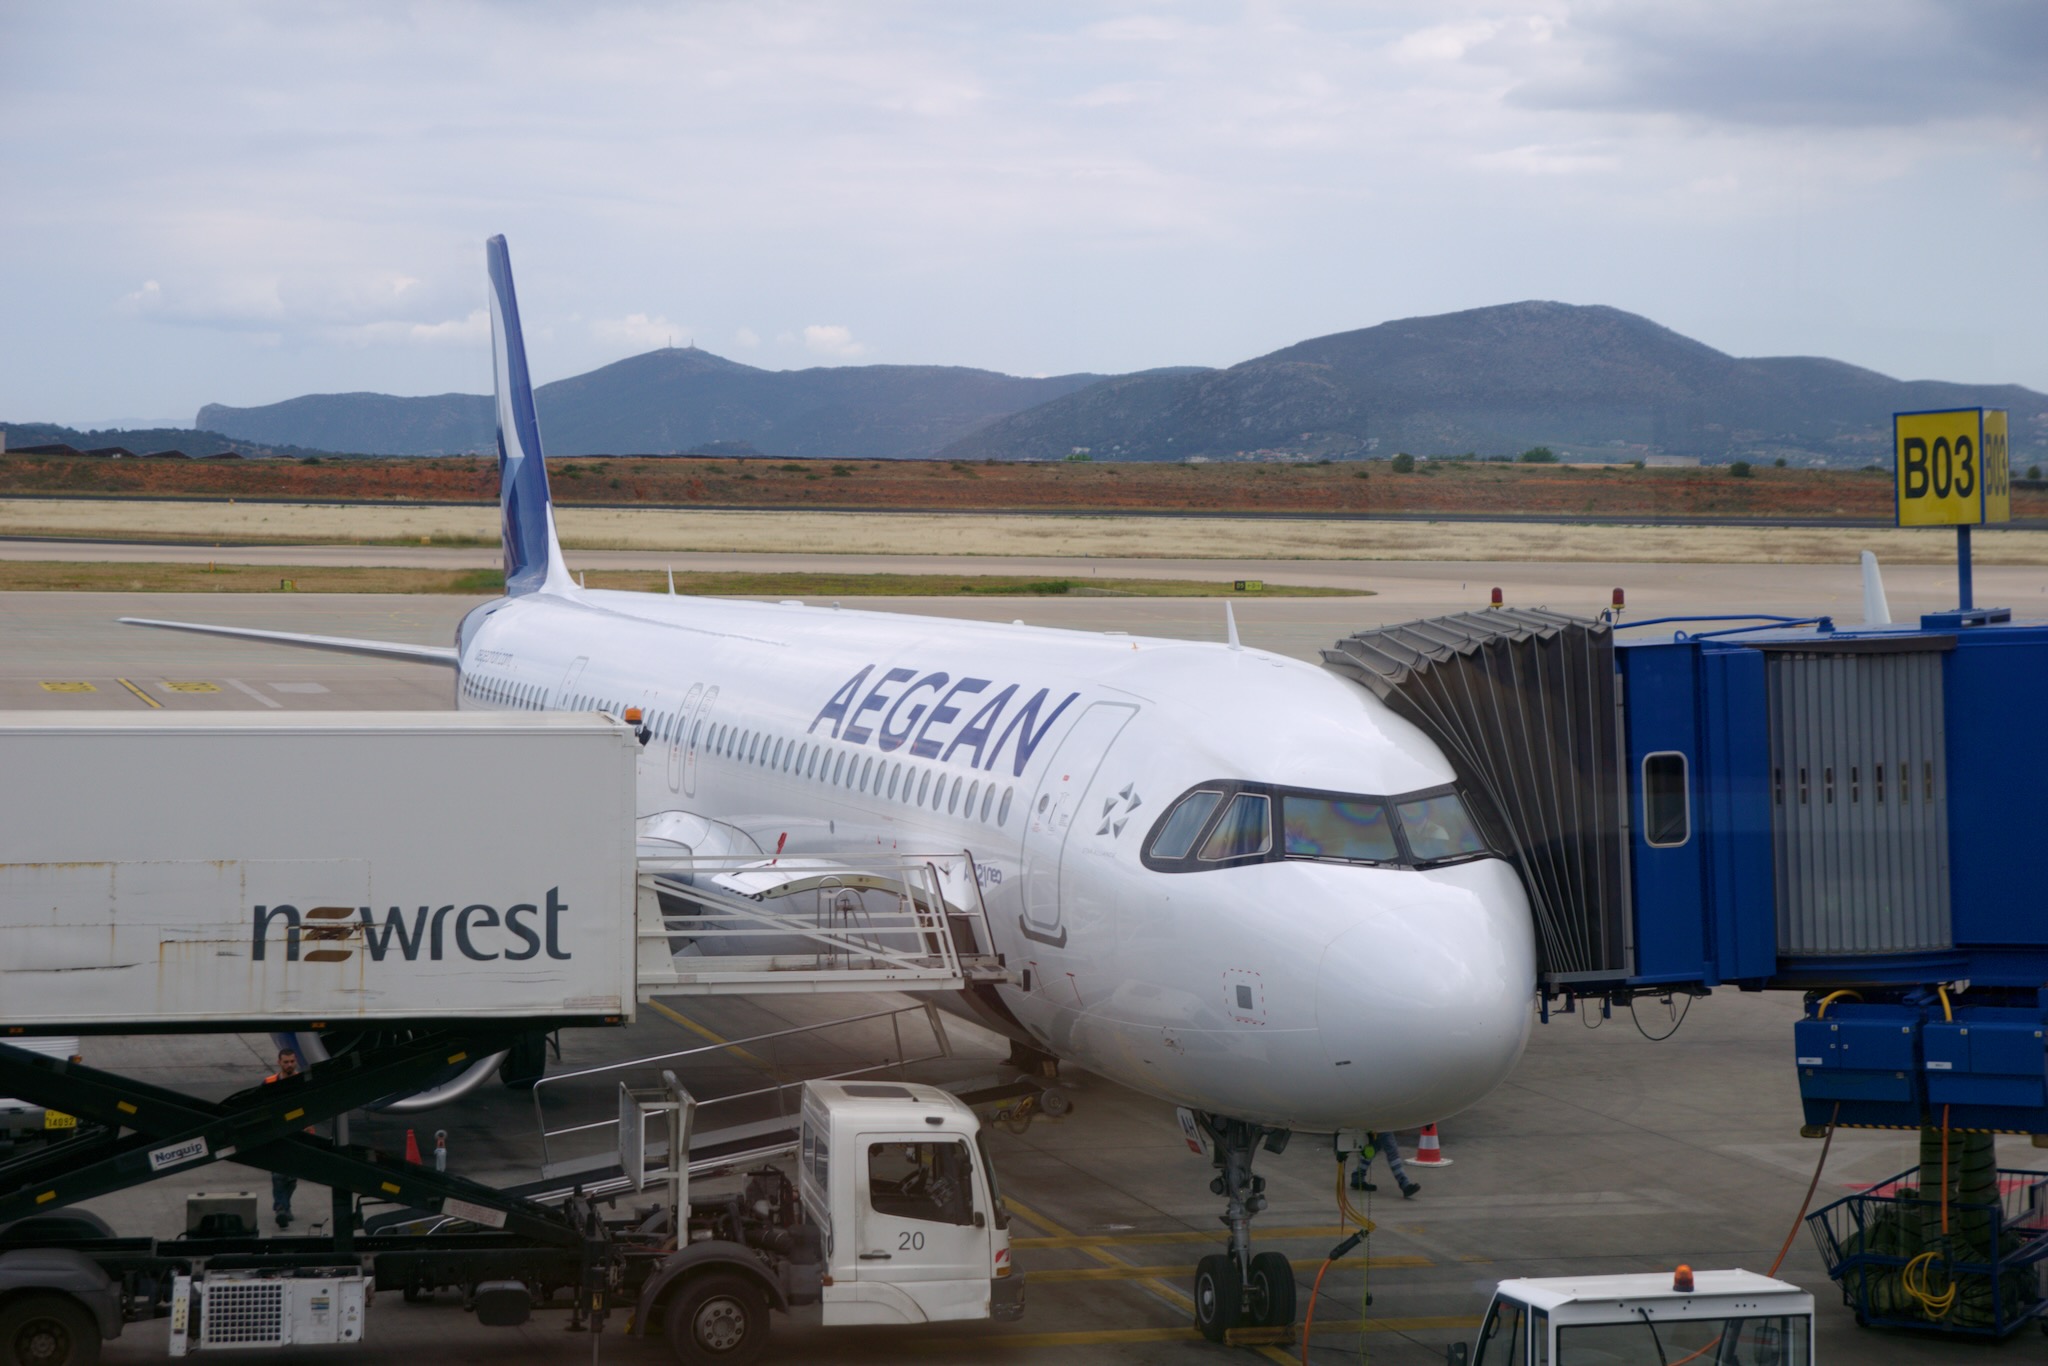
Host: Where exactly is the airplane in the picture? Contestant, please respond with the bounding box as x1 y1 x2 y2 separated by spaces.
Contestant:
125 236 1538 1336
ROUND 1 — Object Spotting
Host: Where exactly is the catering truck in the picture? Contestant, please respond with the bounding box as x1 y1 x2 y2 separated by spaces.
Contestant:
0 712 1022 1364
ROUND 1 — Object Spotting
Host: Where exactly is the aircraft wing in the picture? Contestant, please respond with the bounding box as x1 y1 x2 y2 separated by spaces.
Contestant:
118 617 459 667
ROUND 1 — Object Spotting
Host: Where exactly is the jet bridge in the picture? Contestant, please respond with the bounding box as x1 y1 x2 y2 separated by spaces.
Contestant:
1323 606 2048 1137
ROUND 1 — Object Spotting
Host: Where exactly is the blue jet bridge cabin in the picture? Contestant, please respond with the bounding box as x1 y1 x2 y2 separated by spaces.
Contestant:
1324 605 2048 1140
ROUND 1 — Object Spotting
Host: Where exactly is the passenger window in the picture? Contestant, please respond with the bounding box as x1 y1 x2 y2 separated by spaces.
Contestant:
1283 796 1398 863
1642 752 1690 848
979 785 993 822
832 752 846 785
1152 791 1224 860
866 1141 975 1227
998 787 1013 826
1394 793 1488 863
918 771 931 805
1198 793 1271 861
888 764 901 799
862 757 875 792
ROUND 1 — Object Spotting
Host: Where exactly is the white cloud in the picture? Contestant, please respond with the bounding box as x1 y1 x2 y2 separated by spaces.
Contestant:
332 310 489 348
733 327 760 349
802 324 866 359
590 313 685 351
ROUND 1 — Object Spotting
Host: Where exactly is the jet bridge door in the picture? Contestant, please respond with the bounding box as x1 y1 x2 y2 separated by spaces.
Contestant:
1323 610 1629 985
1762 639 1953 956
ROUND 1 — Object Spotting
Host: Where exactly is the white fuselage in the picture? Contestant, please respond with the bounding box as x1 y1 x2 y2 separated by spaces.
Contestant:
453 588 1536 1132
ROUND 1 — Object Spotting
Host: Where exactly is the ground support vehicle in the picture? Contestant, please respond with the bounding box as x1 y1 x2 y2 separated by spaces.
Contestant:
0 1058 1019 1364
0 713 1021 1362
1447 1269 1815 1366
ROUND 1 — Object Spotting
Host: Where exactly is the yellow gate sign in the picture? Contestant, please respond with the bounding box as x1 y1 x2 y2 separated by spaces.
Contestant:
1895 408 2010 527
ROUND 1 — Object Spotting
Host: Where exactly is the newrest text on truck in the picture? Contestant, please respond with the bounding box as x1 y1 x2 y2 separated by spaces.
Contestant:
0 712 1023 1364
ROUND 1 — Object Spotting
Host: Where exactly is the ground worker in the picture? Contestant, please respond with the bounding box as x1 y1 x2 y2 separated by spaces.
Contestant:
1351 1129 1420 1199
264 1048 301 1227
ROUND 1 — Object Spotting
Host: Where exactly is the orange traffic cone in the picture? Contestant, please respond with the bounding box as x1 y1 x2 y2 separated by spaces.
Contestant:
403 1128 423 1165
1410 1123 1452 1167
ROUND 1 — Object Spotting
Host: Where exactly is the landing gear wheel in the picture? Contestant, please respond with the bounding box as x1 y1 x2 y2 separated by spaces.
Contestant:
1193 1254 1244 1342
664 1274 768 1366
1247 1251 1297 1328
0 1293 99 1366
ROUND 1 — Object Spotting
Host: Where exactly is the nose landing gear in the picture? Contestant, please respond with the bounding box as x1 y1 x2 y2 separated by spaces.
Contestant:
1190 1115 1296 1342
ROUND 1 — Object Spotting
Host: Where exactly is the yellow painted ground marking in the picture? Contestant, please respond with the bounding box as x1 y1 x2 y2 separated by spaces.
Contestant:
1030 1254 1429 1284
117 1101 138 1115
115 678 162 708
380 1181 401 1195
1013 1223 1356 1250
643 998 776 1072
919 1315 1481 1351
38 681 95 692
161 681 220 693
1004 1197 1196 1316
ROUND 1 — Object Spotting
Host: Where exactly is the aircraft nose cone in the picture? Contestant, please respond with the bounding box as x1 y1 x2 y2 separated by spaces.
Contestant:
1315 858 1535 1129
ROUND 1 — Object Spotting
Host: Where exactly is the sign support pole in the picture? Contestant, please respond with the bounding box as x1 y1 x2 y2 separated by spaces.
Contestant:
1958 525 1973 611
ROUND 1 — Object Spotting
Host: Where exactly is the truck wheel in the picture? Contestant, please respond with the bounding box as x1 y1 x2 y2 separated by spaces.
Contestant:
0 1293 100 1366
664 1275 768 1366
498 1031 549 1089
1193 1254 1243 1342
1247 1251 1296 1327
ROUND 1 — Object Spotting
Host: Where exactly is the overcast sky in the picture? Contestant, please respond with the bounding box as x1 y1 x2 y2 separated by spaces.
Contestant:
4 1 2044 427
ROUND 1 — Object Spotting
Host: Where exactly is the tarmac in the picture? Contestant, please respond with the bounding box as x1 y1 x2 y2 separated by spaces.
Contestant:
4 566 2044 1363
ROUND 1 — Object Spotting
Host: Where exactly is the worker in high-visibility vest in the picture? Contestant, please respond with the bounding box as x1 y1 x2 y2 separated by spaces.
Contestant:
1351 1130 1419 1199
264 1048 302 1227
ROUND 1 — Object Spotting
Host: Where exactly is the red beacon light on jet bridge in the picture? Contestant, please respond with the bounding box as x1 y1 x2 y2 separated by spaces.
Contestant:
1612 587 1625 613
1490 587 1503 609
1673 1264 1694 1293
623 707 643 724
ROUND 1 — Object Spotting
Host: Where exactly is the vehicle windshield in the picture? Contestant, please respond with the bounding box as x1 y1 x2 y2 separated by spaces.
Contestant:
1144 781 1492 872
1556 1313 1810 1365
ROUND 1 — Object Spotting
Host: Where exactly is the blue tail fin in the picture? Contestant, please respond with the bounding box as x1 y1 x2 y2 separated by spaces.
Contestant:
485 235 570 596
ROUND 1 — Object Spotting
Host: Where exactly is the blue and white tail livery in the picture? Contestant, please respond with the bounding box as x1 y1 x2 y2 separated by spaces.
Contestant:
485 235 571 598
125 240 1537 1216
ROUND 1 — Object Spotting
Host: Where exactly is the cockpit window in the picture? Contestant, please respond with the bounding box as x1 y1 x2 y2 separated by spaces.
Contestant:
1153 790 1223 859
1143 781 1492 874
1395 793 1487 862
1198 793 1271 861
1283 795 1399 863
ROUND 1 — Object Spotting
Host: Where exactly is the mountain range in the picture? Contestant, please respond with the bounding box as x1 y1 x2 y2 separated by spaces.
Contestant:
197 349 1111 460
191 302 2048 466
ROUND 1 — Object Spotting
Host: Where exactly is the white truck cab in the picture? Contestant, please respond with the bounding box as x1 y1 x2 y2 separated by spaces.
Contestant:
798 1079 1018 1326
1450 1269 1815 1366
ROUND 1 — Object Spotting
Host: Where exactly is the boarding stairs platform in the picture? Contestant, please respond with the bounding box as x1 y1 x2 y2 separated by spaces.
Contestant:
633 849 1008 998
